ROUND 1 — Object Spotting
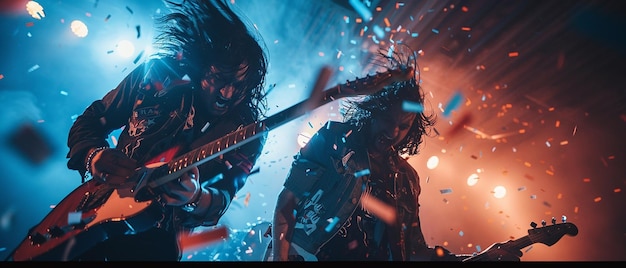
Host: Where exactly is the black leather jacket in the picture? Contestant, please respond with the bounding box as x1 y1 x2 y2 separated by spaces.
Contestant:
66 57 265 236
284 121 459 261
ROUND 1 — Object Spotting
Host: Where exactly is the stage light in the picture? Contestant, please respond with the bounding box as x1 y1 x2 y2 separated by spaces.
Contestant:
116 40 135 58
492 185 507 199
426 155 439 169
70 20 88 38
466 173 479 186
26 1 44 20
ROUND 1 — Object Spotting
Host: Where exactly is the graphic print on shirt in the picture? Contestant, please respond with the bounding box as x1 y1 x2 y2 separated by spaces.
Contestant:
295 189 324 235
128 107 160 137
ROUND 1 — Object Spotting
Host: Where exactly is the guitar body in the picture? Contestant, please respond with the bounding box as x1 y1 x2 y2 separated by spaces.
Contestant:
9 163 168 261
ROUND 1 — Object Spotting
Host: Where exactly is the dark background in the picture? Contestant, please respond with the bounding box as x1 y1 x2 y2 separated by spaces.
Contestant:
0 0 624 261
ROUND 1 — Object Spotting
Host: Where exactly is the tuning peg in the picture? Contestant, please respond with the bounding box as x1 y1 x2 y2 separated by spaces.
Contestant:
561 215 567 223
530 221 537 228
551 217 557 225
541 220 546 227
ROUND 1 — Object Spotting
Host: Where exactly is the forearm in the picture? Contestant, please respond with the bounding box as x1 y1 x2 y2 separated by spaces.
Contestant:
271 212 294 261
271 189 298 261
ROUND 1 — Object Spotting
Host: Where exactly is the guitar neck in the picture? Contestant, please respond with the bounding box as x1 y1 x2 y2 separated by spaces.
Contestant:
146 68 408 189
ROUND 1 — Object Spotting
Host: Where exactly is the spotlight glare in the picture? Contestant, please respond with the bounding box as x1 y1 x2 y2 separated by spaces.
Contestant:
426 155 439 169
26 1 45 20
493 185 506 199
70 20 88 38
116 40 135 58
297 132 312 148
467 173 479 186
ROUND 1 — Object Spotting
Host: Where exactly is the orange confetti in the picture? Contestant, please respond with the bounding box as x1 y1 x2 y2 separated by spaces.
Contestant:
555 120 560 127
25 22 34 27
178 225 228 251
508 51 519 57
614 188 621 193
545 170 554 176
593 197 602 202
462 6 469 12
244 192 251 207
0 74 4 80
461 26 471 31
361 194 396 225
560 140 569 145
524 162 532 167
384 17 391 27
583 177 591 182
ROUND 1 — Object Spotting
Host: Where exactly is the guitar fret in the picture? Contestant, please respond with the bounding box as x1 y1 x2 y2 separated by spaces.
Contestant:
162 68 401 185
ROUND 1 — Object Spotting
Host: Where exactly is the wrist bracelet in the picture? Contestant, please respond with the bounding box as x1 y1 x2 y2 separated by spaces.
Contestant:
85 146 108 177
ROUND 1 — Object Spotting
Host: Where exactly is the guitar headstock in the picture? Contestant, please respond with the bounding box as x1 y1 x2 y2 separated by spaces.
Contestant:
527 216 578 246
327 65 415 100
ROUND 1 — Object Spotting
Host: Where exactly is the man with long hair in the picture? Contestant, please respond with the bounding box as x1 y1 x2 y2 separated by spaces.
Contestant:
269 47 523 261
65 0 269 260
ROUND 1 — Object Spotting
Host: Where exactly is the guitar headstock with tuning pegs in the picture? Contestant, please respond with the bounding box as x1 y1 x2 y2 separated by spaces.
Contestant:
526 215 578 247
463 215 578 262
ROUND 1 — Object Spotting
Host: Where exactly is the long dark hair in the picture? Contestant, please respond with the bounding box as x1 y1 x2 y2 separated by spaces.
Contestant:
342 45 437 156
152 0 269 119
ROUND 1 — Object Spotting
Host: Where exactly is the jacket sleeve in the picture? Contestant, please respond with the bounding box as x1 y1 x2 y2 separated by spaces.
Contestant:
66 63 145 178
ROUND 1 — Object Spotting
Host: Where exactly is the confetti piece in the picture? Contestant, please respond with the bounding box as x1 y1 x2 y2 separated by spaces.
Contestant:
244 192 251 207
360 194 396 224
28 64 40 72
105 14 111 22
126 6 134 14
67 212 82 225
324 217 340 232
442 91 463 117
439 188 453 194
179 225 228 251
135 25 141 38
508 51 519 57
373 25 384 38
349 0 372 21
354 168 370 178
402 100 423 113
133 50 144 64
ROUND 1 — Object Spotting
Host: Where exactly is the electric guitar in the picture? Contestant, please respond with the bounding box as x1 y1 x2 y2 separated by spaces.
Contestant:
463 218 578 261
7 65 414 261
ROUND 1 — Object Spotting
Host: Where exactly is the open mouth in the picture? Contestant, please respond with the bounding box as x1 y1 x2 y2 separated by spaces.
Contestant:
214 95 231 109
